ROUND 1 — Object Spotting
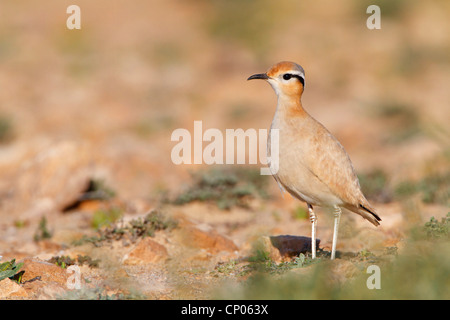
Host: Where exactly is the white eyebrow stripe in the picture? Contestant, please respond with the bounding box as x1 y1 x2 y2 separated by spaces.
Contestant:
288 71 305 79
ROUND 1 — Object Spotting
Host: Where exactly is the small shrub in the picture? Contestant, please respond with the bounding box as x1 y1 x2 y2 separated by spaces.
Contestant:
49 255 100 268
358 169 393 203
0 259 24 283
74 210 177 247
33 216 52 241
395 172 450 206
172 166 269 209
423 213 449 240
0 115 13 143
91 207 122 230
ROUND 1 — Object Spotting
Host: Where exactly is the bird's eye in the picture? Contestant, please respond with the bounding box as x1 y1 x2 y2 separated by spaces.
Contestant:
283 74 292 80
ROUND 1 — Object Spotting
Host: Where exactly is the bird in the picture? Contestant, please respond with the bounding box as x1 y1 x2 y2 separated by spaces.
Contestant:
248 61 381 260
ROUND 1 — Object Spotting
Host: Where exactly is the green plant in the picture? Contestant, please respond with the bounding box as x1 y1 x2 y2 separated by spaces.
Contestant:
172 166 269 209
292 206 309 220
57 287 147 300
85 179 116 200
34 216 52 241
49 256 75 269
49 255 100 269
358 169 392 203
91 207 122 230
127 210 178 238
214 260 238 276
74 210 177 247
63 179 116 212
0 115 13 143
0 259 24 282
206 0 279 57
423 213 449 240
245 241 322 275
215 215 450 300
375 101 422 144
395 172 450 206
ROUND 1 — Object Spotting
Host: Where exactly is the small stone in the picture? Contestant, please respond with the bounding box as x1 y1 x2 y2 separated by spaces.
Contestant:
269 235 320 259
123 237 169 265
20 258 70 285
181 225 238 253
0 278 28 299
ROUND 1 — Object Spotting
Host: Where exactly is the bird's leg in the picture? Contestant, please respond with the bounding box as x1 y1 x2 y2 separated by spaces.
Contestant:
331 205 341 260
308 204 317 259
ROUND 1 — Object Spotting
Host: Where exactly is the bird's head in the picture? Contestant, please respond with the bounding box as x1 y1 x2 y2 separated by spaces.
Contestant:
247 61 305 99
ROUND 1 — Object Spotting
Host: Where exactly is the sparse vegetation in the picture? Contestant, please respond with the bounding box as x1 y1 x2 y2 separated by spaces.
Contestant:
49 255 100 269
172 166 269 209
213 260 239 276
84 179 117 201
206 0 280 56
358 169 393 203
33 216 52 242
423 213 449 240
57 287 147 300
375 101 422 144
49 255 75 269
0 115 13 143
63 179 117 212
395 172 450 206
0 259 24 283
358 167 450 207
291 206 309 220
91 207 122 230
74 210 178 247
215 215 450 300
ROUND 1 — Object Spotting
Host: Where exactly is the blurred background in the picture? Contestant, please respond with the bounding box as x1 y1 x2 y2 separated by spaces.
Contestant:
0 0 448 299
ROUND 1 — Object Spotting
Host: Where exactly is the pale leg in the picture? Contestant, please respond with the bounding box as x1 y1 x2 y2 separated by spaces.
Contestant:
331 205 341 260
308 204 317 259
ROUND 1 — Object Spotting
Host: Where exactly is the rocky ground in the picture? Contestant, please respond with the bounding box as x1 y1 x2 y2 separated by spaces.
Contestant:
0 154 447 300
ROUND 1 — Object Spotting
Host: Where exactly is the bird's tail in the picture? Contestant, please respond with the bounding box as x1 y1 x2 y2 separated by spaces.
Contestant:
358 203 381 226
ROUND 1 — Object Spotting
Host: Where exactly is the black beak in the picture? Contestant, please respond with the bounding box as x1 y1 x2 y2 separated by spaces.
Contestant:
247 73 269 81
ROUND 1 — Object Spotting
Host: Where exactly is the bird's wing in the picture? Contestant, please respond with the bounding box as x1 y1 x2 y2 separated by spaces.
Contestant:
304 121 365 208
304 122 381 225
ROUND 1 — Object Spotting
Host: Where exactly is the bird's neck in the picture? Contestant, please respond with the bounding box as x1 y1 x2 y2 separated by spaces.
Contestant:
276 94 308 118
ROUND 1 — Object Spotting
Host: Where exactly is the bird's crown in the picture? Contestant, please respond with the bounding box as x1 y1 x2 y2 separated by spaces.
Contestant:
266 61 305 81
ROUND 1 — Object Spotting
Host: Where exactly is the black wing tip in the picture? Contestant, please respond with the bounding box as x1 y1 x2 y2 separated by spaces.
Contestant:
360 204 382 221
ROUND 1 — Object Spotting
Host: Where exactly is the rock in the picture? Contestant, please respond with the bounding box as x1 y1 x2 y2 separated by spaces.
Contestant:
18 257 86 299
269 235 320 259
123 237 169 265
2 141 96 221
20 258 71 285
180 225 238 253
258 236 282 262
0 278 28 299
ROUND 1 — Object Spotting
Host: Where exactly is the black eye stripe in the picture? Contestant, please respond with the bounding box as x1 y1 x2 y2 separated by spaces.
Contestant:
283 73 305 87
293 74 305 87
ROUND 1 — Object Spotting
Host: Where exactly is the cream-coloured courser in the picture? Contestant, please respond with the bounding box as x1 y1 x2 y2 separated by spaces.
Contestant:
248 61 381 260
